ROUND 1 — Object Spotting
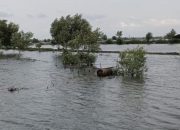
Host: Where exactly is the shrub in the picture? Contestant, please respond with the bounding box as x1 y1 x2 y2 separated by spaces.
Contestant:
116 38 123 45
117 47 147 77
105 39 113 44
62 51 96 66
62 51 80 65
78 53 96 66
35 43 42 51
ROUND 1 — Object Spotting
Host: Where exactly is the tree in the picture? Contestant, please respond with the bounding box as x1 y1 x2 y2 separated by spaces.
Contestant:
116 31 123 44
165 29 176 39
116 31 123 39
117 47 147 78
112 36 117 40
101 34 107 40
0 20 19 48
50 14 100 51
12 31 33 51
50 14 101 66
36 43 42 51
105 39 113 44
32 38 39 43
146 32 153 43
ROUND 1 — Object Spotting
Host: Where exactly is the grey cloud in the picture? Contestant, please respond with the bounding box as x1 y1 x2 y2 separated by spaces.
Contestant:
0 11 13 18
27 14 34 18
85 14 106 21
37 13 48 18
27 13 48 19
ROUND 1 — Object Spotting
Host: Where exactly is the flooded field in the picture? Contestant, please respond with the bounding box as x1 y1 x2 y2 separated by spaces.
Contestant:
0 45 180 129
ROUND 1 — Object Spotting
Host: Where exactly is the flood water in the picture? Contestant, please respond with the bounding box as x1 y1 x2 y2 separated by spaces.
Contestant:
0 44 180 130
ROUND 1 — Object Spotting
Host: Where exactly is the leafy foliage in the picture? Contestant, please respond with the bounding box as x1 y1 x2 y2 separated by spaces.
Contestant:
51 14 100 66
105 39 113 44
165 29 176 40
0 20 19 48
35 43 42 51
50 14 100 51
116 31 123 44
62 51 96 66
117 47 147 77
146 32 153 42
12 31 33 50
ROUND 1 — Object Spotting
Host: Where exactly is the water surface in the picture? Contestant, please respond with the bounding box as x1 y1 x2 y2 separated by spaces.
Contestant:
0 51 180 130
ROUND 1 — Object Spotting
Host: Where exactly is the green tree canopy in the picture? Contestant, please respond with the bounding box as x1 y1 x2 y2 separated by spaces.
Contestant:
117 47 147 78
116 31 123 39
116 31 123 44
165 29 176 39
50 14 100 51
0 20 19 47
146 32 153 42
12 31 33 50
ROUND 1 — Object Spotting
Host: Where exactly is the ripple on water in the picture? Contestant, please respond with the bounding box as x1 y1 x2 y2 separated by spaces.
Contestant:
0 51 180 130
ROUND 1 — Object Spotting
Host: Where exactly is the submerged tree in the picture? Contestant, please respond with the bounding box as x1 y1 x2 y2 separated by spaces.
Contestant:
35 43 42 51
116 31 123 44
146 32 153 43
117 47 147 78
165 29 176 39
50 14 100 66
12 31 33 52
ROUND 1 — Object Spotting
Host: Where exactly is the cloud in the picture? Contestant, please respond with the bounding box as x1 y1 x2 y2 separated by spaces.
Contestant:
119 22 140 28
27 14 34 18
144 18 180 27
27 13 48 19
0 11 13 18
37 13 48 18
84 14 106 21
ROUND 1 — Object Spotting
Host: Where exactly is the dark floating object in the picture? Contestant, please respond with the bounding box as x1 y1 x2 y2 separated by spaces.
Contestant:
97 67 114 77
7 87 28 92
8 87 18 92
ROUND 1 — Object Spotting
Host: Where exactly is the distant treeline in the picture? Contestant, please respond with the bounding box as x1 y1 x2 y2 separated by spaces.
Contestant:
1 16 180 51
100 29 180 45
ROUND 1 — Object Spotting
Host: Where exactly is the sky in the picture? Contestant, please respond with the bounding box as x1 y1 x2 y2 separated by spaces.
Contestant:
0 0 180 39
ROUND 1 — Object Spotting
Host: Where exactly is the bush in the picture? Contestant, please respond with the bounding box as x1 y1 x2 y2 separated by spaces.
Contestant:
62 51 96 66
105 39 113 44
78 53 96 66
62 51 80 65
35 43 42 51
116 38 123 45
117 47 147 77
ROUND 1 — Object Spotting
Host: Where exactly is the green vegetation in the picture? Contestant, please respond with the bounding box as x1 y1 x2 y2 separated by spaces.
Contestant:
165 29 176 40
105 39 114 44
12 31 33 51
101 29 180 45
35 43 42 51
146 32 153 43
0 20 19 48
62 51 96 66
50 14 100 66
0 19 33 51
117 47 147 78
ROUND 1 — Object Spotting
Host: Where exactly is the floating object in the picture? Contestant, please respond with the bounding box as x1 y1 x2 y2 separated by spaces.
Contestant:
97 67 114 77
8 87 18 92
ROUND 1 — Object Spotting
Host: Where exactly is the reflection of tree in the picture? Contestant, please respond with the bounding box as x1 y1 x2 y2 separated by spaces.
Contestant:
119 77 147 129
48 56 103 129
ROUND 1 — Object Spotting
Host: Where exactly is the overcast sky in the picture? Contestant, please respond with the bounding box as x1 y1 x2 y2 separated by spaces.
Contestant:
0 0 179 39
